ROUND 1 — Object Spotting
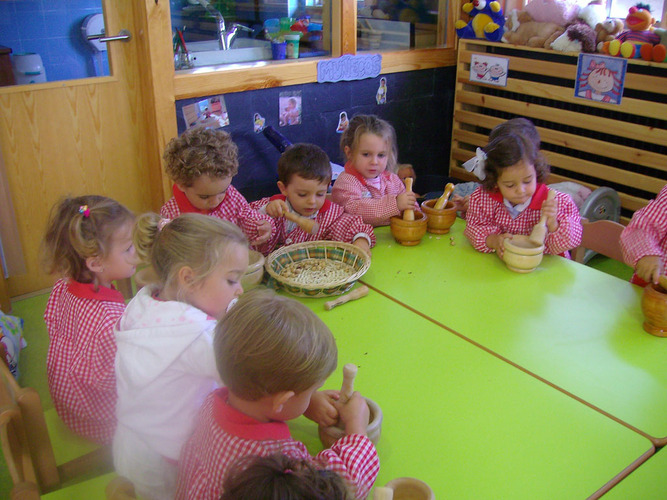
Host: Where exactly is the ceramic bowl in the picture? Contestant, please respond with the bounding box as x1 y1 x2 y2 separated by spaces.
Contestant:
641 283 667 337
241 250 265 290
389 212 428 246
420 199 457 234
502 235 544 273
382 477 436 500
318 397 382 448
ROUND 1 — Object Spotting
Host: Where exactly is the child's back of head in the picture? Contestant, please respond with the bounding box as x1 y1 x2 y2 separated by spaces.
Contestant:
221 453 352 500
163 127 239 187
214 288 337 401
340 114 398 173
278 143 332 186
488 117 541 149
41 195 134 285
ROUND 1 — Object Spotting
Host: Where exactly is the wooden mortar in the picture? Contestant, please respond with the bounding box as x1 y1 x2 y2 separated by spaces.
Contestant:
241 250 265 290
390 211 428 246
383 477 435 500
641 282 667 337
421 198 457 234
502 235 544 273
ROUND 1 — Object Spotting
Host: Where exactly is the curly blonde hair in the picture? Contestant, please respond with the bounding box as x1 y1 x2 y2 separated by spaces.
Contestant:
163 127 239 187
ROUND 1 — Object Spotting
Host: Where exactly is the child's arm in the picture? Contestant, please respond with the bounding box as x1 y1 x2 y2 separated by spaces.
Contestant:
249 197 285 255
321 205 376 254
304 390 340 427
160 197 180 219
332 173 403 226
542 191 583 255
463 189 508 254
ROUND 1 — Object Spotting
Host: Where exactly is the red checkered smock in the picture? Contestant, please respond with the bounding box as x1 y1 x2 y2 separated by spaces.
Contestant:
250 195 375 255
44 278 124 444
160 184 275 245
620 184 667 285
175 388 379 500
464 183 583 256
331 163 419 226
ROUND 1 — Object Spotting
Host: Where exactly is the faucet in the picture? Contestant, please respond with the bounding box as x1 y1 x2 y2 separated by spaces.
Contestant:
196 0 252 50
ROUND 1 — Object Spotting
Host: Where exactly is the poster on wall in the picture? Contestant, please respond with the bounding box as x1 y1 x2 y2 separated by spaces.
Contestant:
469 54 508 87
182 96 230 129
279 91 302 127
574 54 627 105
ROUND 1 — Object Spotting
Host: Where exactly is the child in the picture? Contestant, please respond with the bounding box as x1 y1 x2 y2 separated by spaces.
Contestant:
620 184 667 286
250 143 375 255
332 114 418 226
160 126 274 247
175 289 380 500
113 213 248 500
463 123 582 257
220 453 352 500
42 195 136 445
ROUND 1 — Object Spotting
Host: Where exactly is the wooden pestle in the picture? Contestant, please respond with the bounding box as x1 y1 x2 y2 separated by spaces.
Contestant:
324 285 369 311
373 487 394 500
658 275 667 291
403 177 415 221
284 210 320 235
434 182 455 210
528 190 556 245
339 363 358 404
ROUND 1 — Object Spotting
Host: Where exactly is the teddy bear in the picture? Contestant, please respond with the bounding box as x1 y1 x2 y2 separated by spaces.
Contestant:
502 9 565 48
595 18 624 52
455 0 505 43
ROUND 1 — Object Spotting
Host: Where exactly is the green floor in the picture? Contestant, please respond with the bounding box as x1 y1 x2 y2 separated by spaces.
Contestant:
0 255 634 496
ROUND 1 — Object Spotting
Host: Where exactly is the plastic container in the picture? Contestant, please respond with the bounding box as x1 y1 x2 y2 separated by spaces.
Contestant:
12 53 47 85
284 34 300 59
264 18 280 36
271 41 286 60
280 17 295 31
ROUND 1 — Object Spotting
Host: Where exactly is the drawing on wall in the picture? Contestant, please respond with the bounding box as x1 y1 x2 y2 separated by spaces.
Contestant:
279 91 302 127
469 54 508 87
182 96 229 130
575 54 626 105
376 77 387 104
253 113 266 133
336 111 349 133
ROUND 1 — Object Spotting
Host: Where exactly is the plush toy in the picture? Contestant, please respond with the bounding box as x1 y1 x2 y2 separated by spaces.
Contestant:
604 4 661 58
595 18 624 51
550 2 603 53
640 27 667 61
523 0 581 27
455 0 505 43
503 9 565 48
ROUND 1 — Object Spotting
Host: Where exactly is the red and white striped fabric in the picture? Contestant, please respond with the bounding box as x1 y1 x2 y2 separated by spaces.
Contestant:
44 278 124 444
160 184 275 245
464 183 582 256
620 184 667 284
175 388 379 500
250 195 375 255
331 163 419 226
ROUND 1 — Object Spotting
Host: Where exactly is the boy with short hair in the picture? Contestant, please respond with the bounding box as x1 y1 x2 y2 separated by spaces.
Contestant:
161 127 274 245
251 143 375 255
175 289 379 500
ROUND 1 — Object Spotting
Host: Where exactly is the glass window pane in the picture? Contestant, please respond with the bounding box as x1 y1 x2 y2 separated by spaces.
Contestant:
357 0 441 52
171 0 331 69
609 0 664 24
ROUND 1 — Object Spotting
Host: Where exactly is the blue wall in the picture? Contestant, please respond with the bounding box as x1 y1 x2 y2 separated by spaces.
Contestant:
175 67 456 202
0 0 109 83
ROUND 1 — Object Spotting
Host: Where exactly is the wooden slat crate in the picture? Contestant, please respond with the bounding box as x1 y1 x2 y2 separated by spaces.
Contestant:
450 39 667 223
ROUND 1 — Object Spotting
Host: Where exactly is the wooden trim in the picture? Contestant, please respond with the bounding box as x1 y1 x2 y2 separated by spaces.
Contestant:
341 0 357 56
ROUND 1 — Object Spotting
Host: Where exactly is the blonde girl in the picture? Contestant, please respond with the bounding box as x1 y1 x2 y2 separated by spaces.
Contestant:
113 213 248 500
331 114 418 226
42 195 136 445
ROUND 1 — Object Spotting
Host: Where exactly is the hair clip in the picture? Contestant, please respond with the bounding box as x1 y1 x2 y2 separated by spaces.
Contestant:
78 205 90 218
462 147 487 180
283 468 293 475
157 218 171 231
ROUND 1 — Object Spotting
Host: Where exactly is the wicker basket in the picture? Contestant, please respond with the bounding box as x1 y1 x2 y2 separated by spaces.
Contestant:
265 241 370 298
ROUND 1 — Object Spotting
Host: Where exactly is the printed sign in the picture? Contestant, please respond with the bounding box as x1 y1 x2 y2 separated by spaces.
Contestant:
317 54 382 83
469 54 509 87
575 53 627 105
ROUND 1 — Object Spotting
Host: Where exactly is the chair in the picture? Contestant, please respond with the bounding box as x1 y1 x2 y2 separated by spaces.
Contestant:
572 219 625 264
0 360 113 494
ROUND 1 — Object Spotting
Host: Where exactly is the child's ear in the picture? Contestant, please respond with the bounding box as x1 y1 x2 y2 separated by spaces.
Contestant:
277 181 288 197
176 266 196 288
271 390 295 414
343 145 351 160
85 256 104 274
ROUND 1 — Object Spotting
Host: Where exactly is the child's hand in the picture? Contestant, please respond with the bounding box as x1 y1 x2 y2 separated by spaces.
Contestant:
541 197 559 233
304 390 340 427
636 255 662 284
265 199 289 219
336 391 370 436
252 220 272 245
353 238 371 257
486 233 512 257
397 191 417 212
451 194 469 214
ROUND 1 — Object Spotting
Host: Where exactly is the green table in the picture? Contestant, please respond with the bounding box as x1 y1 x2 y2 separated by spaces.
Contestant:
605 447 667 499
360 225 667 445
285 290 653 499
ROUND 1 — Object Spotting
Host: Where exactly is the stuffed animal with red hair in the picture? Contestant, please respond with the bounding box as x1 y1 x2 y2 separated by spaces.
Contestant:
603 3 660 58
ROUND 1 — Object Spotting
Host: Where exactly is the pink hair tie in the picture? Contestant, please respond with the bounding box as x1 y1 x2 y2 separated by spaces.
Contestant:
283 468 293 475
78 205 90 218
157 218 171 231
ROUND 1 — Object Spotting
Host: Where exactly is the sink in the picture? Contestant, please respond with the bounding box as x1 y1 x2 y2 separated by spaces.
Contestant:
186 39 272 67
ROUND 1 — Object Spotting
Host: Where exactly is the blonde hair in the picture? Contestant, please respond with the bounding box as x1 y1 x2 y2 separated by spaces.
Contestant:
340 114 398 173
163 127 239 187
133 213 247 293
41 195 134 285
215 289 337 400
